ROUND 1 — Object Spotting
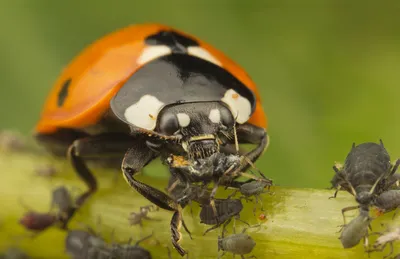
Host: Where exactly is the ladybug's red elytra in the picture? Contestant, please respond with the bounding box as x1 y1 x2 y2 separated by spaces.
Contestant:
34 24 269 256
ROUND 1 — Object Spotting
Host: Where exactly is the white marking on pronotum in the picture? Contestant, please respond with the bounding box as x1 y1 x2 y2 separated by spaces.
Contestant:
124 95 164 130
221 89 251 124
187 46 221 66
208 109 221 123
176 113 191 127
137 45 172 65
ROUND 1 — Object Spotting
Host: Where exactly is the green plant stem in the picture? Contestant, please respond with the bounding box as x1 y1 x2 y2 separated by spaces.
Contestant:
0 148 398 259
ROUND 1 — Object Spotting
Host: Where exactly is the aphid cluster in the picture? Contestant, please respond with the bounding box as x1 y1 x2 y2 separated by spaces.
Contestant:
163 152 272 256
330 140 400 252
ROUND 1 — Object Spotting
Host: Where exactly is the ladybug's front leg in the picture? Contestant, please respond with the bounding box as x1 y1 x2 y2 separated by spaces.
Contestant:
122 147 191 256
234 123 269 172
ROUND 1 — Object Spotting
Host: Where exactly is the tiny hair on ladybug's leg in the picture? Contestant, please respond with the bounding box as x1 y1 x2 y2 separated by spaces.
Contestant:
235 123 269 171
65 134 138 226
122 146 177 212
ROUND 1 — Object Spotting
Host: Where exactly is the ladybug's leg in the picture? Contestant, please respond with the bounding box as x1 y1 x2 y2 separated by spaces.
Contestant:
122 147 191 256
65 134 136 226
234 124 269 172
121 145 177 211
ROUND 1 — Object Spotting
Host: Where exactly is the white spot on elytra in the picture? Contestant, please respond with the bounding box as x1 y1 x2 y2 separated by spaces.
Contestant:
221 89 251 124
176 113 190 127
137 45 172 65
187 46 221 66
208 109 221 124
124 95 165 130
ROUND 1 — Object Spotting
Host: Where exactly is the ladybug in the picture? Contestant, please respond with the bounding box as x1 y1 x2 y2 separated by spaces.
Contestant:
35 24 268 255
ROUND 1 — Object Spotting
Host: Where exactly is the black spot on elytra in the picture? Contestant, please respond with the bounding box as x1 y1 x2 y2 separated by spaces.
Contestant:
145 30 199 54
57 78 72 107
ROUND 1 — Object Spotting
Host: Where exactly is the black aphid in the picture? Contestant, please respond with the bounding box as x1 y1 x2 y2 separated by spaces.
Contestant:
330 140 400 221
65 229 109 259
228 178 272 215
109 234 153 259
0 247 30 259
199 198 247 235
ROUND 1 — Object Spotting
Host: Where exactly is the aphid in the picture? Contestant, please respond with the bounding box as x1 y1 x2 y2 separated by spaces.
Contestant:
338 208 371 249
199 198 246 235
128 205 159 227
50 186 75 228
65 229 109 259
167 176 211 208
0 247 30 259
373 189 400 216
109 234 153 259
0 130 26 152
368 226 400 258
19 211 56 232
34 164 57 178
218 227 256 259
330 140 400 222
228 178 272 215
167 153 268 217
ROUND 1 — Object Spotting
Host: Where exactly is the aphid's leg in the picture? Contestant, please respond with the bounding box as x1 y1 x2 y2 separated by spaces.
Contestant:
63 134 136 228
236 218 250 227
383 242 394 259
233 124 268 172
328 187 340 199
167 178 181 194
203 218 230 236
238 195 254 203
209 180 221 225
257 194 265 212
218 251 226 259
143 215 161 222
226 190 238 200
171 210 190 256
252 196 259 216
362 235 369 253
134 232 153 246
341 205 360 225
390 159 400 176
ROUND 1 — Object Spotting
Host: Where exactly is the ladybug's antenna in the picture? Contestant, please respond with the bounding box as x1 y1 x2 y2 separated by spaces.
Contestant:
233 113 239 155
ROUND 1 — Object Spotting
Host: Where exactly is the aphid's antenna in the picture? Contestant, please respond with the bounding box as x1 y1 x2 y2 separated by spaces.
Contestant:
344 177 357 196
379 139 385 148
135 231 153 246
243 156 268 180
369 173 385 195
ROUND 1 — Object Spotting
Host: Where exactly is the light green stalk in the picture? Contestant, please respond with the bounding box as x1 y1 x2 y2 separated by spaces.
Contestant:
0 142 398 259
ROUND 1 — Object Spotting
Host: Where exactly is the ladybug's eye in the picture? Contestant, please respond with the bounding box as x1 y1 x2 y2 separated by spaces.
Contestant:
159 113 179 135
220 106 234 128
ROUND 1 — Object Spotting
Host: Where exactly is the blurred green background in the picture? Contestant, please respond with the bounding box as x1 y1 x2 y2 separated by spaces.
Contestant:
1 1 400 189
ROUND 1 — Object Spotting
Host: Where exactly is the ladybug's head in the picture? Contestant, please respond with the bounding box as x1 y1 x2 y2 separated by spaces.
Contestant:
155 102 235 159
